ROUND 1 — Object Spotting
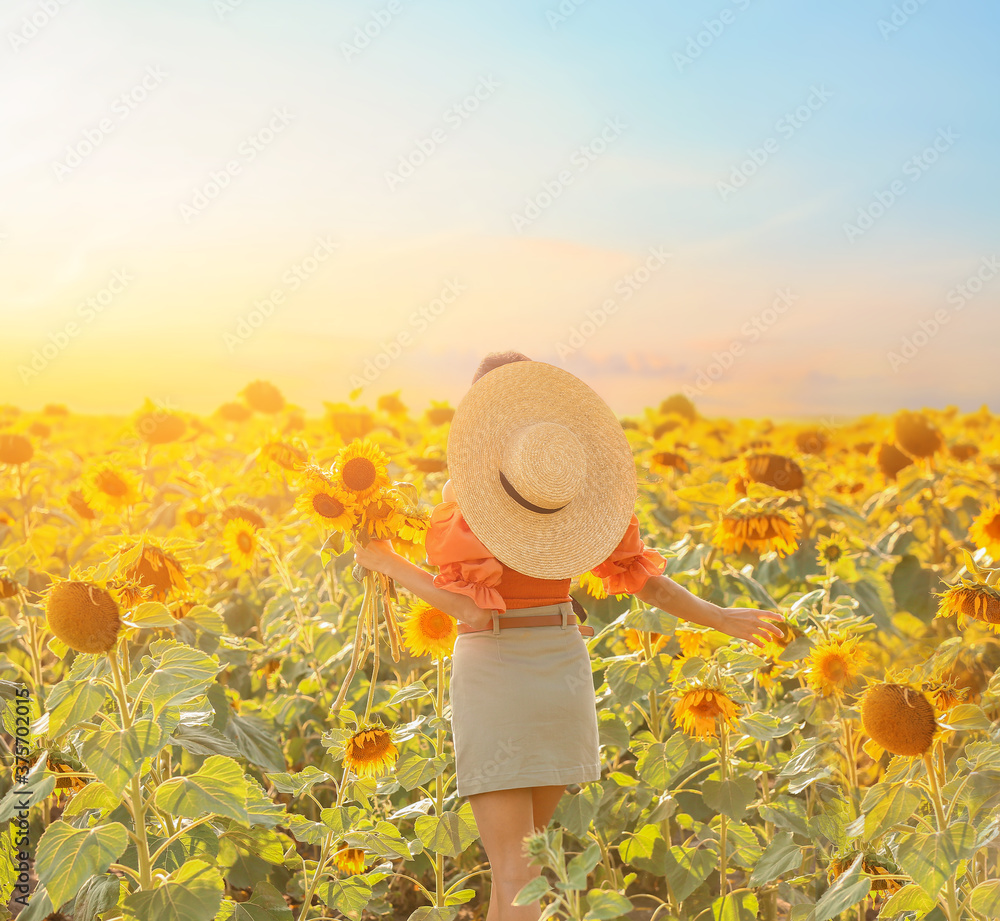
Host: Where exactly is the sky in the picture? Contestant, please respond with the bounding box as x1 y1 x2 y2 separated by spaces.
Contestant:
2 0 998 420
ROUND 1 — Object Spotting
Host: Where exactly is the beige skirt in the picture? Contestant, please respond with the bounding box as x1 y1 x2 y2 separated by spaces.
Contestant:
448 601 601 797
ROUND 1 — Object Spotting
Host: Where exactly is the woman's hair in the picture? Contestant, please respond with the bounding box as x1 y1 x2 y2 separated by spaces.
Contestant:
471 349 532 385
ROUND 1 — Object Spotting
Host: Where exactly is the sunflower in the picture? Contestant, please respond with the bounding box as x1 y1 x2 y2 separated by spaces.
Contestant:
217 401 252 422
425 402 455 426
333 843 366 875
357 488 405 541
712 500 799 558
755 637 791 692
815 533 850 568
795 430 828 455
623 629 668 656
673 685 741 739
377 391 407 416
860 682 936 757
343 721 398 778
223 517 259 571
894 410 942 458
295 467 358 532
876 442 913 480
401 601 457 659
650 451 690 474
333 439 391 505
1 574 21 599
938 581 1000 632
921 678 968 713
67 489 96 520
970 501 1000 560
326 404 376 441
135 410 186 445
81 459 142 514
676 628 710 658
828 852 903 894
260 440 309 474
806 634 868 698
241 380 285 414
409 454 447 474
45 580 121 654
950 443 979 462
0 433 33 466
578 570 609 600
120 542 187 602
741 453 804 491
659 393 698 422
221 503 266 530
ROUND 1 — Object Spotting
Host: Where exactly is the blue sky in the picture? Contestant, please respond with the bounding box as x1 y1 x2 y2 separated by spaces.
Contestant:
2 0 998 419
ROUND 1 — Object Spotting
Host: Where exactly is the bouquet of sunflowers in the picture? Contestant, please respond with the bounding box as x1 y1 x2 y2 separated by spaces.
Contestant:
295 438 429 715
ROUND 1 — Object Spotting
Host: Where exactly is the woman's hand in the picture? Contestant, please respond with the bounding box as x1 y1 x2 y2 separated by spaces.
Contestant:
713 605 786 649
353 538 400 576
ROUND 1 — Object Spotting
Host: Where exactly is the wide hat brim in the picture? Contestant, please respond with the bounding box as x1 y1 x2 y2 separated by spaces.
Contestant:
447 360 636 579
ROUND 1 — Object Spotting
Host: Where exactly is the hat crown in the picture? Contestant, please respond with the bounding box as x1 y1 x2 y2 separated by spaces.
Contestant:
500 421 586 510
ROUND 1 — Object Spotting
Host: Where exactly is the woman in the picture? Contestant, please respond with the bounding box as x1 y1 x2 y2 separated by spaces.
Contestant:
354 350 786 921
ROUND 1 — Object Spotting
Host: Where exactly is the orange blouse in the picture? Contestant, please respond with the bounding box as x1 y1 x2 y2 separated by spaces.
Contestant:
423 500 667 613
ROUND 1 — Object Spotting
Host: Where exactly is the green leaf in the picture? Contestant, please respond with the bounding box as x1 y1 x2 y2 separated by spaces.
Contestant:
969 880 1000 916
748 831 802 887
406 909 458 921
813 854 870 921
32 679 106 738
128 601 178 629
444 888 477 906
170 722 242 760
182 604 227 634
122 859 225 921
583 888 633 920
554 781 602 838
72 873 122 921
565 842 603 890
224 709 286 772
394 750 449 791
127 639 222 716
265 765 330 796
0 753 55 821
215 881 293 920
939 703 992 731
605 658 655 706
597 710 631 751
387 680 432 705
618 823 668 876
317 876 372 919
702 775 756 820
636 733 690 789
80 719 164 798
511 875 551 906
414 803 479 858
664 844 717 902
217 821 287 866
895 825 978 899
861 782 925 840
35 821 128 911
62 781 122 818
891 554 941 622
712 891 759 921
154 754 248 822
876 883 935 919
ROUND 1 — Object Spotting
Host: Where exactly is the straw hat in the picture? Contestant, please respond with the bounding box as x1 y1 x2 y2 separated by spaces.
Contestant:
447 360 637 579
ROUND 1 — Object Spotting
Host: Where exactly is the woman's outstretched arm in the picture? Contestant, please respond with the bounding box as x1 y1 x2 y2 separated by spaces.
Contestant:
634 573 785 649
353 538 494 630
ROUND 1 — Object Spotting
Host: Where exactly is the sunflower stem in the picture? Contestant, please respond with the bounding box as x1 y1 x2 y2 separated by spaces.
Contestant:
25 613 47 710
719 720 729 899
924 750 959 921
363 573 380 725
639 630 661 740
434 654 445 907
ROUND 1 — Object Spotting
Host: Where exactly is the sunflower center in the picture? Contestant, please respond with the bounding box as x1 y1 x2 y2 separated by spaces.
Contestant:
314 493 345 518
823 655 847 682
343 457 377 492
422 610 452 640
97 470 128 497
824 547 843 562
984 515 1000 540
237 532 253 554
355 729 391 758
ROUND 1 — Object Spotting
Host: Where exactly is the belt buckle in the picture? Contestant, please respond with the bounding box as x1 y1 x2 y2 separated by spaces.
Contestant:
491 610 500 636
561 606 569 630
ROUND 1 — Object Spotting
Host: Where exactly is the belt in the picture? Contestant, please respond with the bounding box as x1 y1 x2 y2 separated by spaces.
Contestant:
457 612 595 637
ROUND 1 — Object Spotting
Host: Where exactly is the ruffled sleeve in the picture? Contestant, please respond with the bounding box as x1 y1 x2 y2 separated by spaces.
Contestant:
424 501 506 613
589 514 667 595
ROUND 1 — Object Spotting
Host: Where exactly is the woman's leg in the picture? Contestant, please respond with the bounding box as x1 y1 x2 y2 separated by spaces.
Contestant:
467 787 544 921
530 784 566 832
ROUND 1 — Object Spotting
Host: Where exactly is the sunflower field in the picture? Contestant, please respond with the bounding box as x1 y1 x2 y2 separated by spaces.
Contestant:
2 384 1000 921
